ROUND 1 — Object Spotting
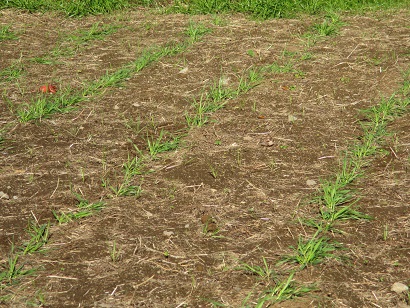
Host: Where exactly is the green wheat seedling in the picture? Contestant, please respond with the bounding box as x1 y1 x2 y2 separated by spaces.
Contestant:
201 298 227 307
206 77 235 103
29 56 61 65
209 164 218 179
124 116 144 135
235 68 264 94
85 65 135 94
25 289 46 307
105 175 142 197
17 88 85 122
21 221 50 255
186 70 263 127
109 241 121 262
349 95 410 166
185 21 211 43
278 231 341 269
0 25 18 41
235 257 275 282
318 179 371 227
122 152 145 176
337 157 362 185
361 95 410 127
53 194 105 224
0 244 35 288
103 145 145 198
254 272 314 307
146 130 181 159
382 224 389 241
185 95 211 127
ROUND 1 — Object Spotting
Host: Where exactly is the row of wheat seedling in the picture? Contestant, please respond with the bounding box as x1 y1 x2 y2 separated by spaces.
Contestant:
268 70 409 302
224 69 409 307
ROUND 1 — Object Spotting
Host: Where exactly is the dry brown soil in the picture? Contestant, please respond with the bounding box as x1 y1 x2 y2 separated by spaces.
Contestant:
0 7 409 308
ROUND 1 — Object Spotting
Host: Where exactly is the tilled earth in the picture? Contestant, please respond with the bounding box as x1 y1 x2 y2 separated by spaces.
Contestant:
0 7 409 308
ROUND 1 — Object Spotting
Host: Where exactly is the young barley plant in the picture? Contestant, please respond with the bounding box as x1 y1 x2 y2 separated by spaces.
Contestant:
278 230 341 269
21 221 50 255
235 257 276 282
254 272 314 307
0 244 36 288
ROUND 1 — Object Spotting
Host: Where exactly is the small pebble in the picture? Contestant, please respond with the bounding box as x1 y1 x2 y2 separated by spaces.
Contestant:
306 179 317 186
0 191 9 199
163 231 174 237
391 282 409 294
288 115 298 122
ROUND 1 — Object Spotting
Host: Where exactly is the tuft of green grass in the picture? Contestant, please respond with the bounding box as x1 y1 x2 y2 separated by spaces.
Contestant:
0 61 24 82
312 13 344 36
185 20 212 43
0 25 18 41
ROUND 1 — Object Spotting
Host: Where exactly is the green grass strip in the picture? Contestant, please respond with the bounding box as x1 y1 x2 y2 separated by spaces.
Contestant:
168 0 409 19
1 0 129 17
3 0 408 18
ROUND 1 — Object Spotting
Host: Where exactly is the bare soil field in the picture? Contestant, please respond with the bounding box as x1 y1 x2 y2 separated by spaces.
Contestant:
0 7 409 307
